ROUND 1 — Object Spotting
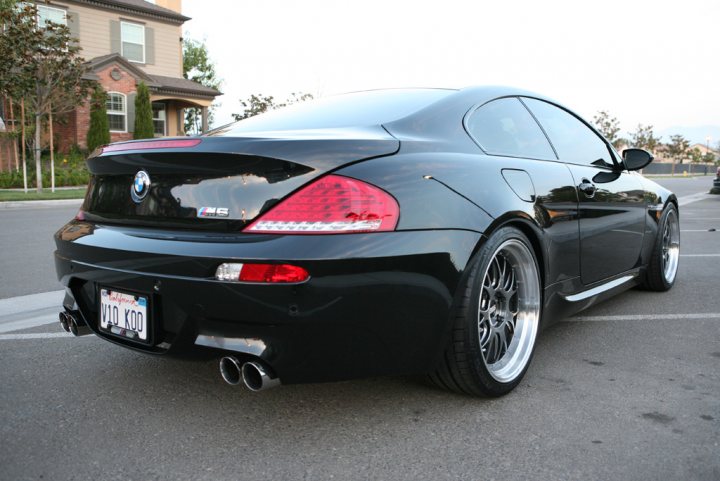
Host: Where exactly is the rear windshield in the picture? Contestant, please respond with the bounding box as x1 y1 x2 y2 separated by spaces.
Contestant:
211 89 455 135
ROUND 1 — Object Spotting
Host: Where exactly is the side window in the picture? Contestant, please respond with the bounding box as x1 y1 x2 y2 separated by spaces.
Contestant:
522 98 614 168
465 98 555 160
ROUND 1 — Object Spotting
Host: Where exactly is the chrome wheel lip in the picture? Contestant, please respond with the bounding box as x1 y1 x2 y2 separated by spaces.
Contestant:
662 209 680 284
477 239 541 383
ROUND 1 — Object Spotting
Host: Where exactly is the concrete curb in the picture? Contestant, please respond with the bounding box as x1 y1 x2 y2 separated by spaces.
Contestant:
0 199 83 209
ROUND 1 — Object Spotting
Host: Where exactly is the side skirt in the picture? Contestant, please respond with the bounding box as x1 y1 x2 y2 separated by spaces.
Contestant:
541 269 642 328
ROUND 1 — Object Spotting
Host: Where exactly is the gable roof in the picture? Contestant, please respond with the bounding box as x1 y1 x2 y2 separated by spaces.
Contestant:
85 53 221 99
86 53 157 85
69 0 190 24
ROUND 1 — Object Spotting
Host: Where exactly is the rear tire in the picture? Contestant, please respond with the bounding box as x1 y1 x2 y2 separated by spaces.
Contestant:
430 226 542 397
640 204 680 291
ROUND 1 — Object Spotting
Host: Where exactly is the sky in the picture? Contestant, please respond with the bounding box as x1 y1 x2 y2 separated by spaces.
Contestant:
182 0 720 144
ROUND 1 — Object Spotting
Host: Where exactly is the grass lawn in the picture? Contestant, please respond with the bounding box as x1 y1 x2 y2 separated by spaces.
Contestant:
0 188 86 202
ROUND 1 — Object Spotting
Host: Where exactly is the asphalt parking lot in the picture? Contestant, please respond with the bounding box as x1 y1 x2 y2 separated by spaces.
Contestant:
0 177 718 481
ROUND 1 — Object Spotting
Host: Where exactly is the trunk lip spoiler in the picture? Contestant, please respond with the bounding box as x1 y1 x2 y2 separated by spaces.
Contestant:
100 138 202 155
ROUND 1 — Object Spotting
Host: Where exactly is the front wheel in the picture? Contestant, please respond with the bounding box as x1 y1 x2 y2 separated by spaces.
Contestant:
430 226 542 397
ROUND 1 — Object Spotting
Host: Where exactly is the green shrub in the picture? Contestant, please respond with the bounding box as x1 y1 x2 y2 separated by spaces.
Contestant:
87 85 111 152
133 82 154 139
0 161 90 188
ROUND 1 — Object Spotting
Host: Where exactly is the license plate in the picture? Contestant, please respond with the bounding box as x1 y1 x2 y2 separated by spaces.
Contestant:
99 288 149 342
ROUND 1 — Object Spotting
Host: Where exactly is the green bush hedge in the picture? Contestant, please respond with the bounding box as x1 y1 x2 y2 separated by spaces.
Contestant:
0 167 90 188
0 151 90 188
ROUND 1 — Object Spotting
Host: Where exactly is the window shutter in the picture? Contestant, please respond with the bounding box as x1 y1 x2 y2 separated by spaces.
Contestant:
67 11 80 45
145 27 155 65
127 92 136 133
110 20 121 54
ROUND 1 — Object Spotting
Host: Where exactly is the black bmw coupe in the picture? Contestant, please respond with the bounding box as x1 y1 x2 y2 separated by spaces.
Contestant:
54 87 680 396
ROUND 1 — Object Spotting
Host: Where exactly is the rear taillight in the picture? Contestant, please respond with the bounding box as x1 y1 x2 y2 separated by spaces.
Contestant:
245 174 399 234
102 138 201 153
216 263 309 283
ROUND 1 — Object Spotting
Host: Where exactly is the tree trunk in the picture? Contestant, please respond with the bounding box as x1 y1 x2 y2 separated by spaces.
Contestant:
1 134 7 173
9 99 19 172
35 111 42 193
49 106 55 193
0 98 5 171
21 98 27 193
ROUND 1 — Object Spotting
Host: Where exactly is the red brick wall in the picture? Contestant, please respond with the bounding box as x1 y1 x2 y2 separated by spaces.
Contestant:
54 61 139 153
54 109 78 154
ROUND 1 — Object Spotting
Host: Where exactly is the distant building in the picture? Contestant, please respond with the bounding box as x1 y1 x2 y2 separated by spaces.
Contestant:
689 143 718 161
33 0 221 152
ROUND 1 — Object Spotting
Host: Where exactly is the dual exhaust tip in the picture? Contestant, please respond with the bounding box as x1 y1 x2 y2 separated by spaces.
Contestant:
59 311 278 391
59 311 91 336
219 357 280 391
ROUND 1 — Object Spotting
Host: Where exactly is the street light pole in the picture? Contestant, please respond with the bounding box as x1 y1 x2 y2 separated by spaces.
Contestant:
707 136 712 175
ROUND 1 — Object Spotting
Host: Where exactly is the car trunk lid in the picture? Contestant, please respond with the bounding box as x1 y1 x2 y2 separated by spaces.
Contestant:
81 127 399 231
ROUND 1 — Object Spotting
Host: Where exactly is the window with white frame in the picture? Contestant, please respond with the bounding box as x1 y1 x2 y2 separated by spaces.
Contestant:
152 102 166 136
121 22 145 63
37 4 67 28
107 92 126 132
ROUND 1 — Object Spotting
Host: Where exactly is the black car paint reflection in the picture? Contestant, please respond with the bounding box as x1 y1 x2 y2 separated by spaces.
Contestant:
54 86 677 387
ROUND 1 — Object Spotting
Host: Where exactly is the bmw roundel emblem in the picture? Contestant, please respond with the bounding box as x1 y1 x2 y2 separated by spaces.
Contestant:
131 170 151 202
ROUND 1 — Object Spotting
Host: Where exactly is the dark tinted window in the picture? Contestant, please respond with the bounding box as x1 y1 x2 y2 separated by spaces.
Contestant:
522 98 614 168
465 98 555 160
212 89 455 134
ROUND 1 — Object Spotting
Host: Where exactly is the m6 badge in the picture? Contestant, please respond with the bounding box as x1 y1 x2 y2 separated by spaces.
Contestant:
197 207 230 217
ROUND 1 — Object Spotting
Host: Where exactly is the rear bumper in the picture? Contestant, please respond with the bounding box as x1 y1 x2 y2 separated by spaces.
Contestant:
54 221 482 383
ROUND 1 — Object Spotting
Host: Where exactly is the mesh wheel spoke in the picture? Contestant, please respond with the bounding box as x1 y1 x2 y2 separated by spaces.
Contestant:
476 239 540 382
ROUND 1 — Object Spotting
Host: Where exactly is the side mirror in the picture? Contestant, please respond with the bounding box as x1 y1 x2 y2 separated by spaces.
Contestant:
622 148 654 171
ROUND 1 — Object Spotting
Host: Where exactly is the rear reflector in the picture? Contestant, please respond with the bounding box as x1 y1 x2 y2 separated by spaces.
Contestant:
216 263 309 283
245 174 399 234
102 138 202 153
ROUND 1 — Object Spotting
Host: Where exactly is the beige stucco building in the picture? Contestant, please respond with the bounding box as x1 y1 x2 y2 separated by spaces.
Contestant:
39 0 221 151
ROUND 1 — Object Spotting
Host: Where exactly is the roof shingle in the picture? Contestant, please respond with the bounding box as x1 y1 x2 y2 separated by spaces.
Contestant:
71 0 190 23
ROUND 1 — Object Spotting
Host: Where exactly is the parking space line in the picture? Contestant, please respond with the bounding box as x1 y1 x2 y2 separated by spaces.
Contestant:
0 333 77 340
0 290 65 317
0 314 60 334
570 312 720 322
677 193 714 206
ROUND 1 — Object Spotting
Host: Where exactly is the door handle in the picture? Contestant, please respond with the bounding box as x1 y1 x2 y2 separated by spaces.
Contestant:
578 178 596 198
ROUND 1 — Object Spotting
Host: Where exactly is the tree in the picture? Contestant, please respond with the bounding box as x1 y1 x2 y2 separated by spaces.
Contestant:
232 92 314 121
629 124 661 153
232 94 278 121
0 3 88 192
666 134 690 164
133 81 154 139
86 85 110 151
183 37 221 134
688 147 703 164
592 110 622 148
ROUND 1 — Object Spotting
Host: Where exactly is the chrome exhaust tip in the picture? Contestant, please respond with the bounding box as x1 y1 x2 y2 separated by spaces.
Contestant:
241 361 280 392
67 311 91 337
59 312 70 333
219 357 280 391
219 356 243 385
